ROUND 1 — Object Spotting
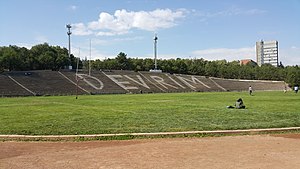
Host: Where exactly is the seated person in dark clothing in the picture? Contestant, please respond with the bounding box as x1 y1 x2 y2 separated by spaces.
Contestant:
235 98 245 109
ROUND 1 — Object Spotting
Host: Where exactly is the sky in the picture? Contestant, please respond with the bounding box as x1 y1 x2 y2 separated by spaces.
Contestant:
1 0 300 65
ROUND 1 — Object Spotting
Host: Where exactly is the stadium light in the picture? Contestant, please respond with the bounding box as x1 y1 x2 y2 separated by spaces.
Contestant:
66 24 72 65
154 33 158 70
150 33 162 73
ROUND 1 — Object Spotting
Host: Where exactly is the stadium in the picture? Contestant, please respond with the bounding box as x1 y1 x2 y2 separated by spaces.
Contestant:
2 0 300 168
0 69 287 97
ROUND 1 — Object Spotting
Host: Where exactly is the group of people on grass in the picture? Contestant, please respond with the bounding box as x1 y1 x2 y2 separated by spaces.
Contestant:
228 84 298 109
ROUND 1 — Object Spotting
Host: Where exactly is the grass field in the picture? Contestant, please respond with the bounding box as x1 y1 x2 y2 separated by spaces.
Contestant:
0 91 300 135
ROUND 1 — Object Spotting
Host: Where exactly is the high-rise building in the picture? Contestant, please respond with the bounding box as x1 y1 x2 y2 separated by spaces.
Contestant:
256 40 278 67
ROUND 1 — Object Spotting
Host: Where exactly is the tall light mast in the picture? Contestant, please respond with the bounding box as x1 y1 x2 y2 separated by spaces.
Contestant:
150 33 162 73
66 24 72 63
154 33 158 70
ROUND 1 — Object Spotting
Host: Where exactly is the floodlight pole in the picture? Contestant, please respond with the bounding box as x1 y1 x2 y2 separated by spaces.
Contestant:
154 34 158 70
66 24 72 62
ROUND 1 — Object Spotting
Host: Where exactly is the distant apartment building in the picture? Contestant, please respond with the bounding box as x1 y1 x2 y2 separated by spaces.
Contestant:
256 40 278 67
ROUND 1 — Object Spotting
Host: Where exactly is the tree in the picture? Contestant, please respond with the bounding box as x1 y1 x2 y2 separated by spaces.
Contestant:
92 59 103 70
116 52 130 70
159 59 172 73
0 46 22 71
174 58 188 74
143 59 154 71
205 61 219 77
52 46 70 70
285 66 300 87
188 58 206 75
132 58 144 71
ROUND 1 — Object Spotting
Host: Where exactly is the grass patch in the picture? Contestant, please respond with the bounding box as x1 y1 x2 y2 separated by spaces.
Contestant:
0 91 300 135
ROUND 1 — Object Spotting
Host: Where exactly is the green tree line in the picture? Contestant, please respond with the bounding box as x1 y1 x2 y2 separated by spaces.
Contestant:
0 43 81 71
1 45 299 87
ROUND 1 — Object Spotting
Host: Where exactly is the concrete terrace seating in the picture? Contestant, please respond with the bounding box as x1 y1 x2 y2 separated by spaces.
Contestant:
242 80 286 91
210 77 286 92
210 77 251 91
0 70 288 96
0 74 32 96
4 70 80 96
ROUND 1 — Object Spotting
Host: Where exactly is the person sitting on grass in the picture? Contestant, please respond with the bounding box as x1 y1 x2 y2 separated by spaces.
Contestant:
227 98 246 109
235 98 246 109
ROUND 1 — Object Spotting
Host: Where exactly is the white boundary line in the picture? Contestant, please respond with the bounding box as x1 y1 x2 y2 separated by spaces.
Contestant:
8 75 36 96
1 127 300 140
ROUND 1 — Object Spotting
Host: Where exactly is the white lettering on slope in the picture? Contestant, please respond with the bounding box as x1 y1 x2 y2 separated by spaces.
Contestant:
165 74 186 89
123 75 150 89
107 75 138 90
77 74 104 90
150 76 178 89
176 76 211 89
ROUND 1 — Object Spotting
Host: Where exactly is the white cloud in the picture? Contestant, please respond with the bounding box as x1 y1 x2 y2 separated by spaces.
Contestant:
73 8 187 36
131 8 186 31
72 23 93 36
191 47 256 61
96 31 129 36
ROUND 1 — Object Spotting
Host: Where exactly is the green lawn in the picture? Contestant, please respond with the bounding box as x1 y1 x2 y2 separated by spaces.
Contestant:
0 91 299 135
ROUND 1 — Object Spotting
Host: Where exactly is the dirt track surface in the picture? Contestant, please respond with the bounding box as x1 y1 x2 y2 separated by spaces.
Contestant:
1 134 300 169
